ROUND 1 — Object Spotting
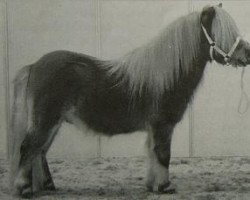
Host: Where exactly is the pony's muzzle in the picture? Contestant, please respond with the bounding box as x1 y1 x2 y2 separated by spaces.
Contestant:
246 50 250 66
242 40 250 66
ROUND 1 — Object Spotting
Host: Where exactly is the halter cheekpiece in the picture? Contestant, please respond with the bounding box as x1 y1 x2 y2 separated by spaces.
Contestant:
201 23 241 64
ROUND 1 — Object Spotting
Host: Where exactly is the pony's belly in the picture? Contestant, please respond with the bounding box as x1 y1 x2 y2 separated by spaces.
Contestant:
64 108 143 135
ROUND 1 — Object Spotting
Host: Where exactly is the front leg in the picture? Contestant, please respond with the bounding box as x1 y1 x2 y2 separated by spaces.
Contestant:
146 123 176 193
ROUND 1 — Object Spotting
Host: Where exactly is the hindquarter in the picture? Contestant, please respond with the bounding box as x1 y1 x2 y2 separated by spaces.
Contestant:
27 51 97 131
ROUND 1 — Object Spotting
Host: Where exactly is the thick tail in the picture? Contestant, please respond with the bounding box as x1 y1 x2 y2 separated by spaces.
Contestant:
8 65 32 187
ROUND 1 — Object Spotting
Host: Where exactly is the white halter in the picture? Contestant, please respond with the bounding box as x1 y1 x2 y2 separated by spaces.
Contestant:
201 23 241 64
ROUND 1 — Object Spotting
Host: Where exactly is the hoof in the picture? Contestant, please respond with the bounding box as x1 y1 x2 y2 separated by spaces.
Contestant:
21 186 33 199
158 182 176 194
14 178 33 198
44 182 56 191
14 184 33 199
146 184 153 192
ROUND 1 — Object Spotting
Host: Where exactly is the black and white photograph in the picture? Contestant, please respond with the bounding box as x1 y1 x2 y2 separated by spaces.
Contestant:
1 0 250 199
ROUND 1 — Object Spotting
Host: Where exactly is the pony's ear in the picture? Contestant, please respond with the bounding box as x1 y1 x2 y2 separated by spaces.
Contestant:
218 3 222 8
201 6 216 28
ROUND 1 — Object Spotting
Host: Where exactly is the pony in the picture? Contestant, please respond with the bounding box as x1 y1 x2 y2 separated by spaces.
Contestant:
8 4 250 198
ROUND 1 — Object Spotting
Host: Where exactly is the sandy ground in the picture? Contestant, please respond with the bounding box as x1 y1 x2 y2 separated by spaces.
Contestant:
1 156 250 200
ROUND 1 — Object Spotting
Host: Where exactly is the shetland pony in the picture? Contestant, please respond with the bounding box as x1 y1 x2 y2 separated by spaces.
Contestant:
9 4 250 198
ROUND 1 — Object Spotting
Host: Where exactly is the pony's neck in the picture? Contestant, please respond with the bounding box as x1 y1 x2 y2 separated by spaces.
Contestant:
107 11 208 101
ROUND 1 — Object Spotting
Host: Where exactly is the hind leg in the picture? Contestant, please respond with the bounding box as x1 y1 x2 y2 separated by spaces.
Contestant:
40 126 60 192
15 153 56 198
13 132 36 198
146 123 176 194
31 152 56 193
41 153 56 191
14 123 60 198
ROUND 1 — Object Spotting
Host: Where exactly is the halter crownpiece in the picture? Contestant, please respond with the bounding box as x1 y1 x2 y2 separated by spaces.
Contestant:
201 23 241 64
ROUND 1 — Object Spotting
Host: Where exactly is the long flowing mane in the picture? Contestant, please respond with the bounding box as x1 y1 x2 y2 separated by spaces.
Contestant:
105 11 202 100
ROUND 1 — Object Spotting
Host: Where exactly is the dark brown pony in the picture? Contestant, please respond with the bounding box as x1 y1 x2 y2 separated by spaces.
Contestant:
8 5 250 198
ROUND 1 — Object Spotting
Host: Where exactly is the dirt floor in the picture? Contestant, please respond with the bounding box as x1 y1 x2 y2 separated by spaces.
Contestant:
1 156 250 200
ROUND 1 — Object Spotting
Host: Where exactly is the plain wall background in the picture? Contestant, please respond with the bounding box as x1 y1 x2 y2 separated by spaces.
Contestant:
0 0 7 158
1 0 250 158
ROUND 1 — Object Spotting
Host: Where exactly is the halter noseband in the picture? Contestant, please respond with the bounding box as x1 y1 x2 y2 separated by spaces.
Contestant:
201 24 241 64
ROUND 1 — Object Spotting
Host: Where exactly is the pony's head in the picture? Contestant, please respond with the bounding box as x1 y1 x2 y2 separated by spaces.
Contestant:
201 4 250 67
